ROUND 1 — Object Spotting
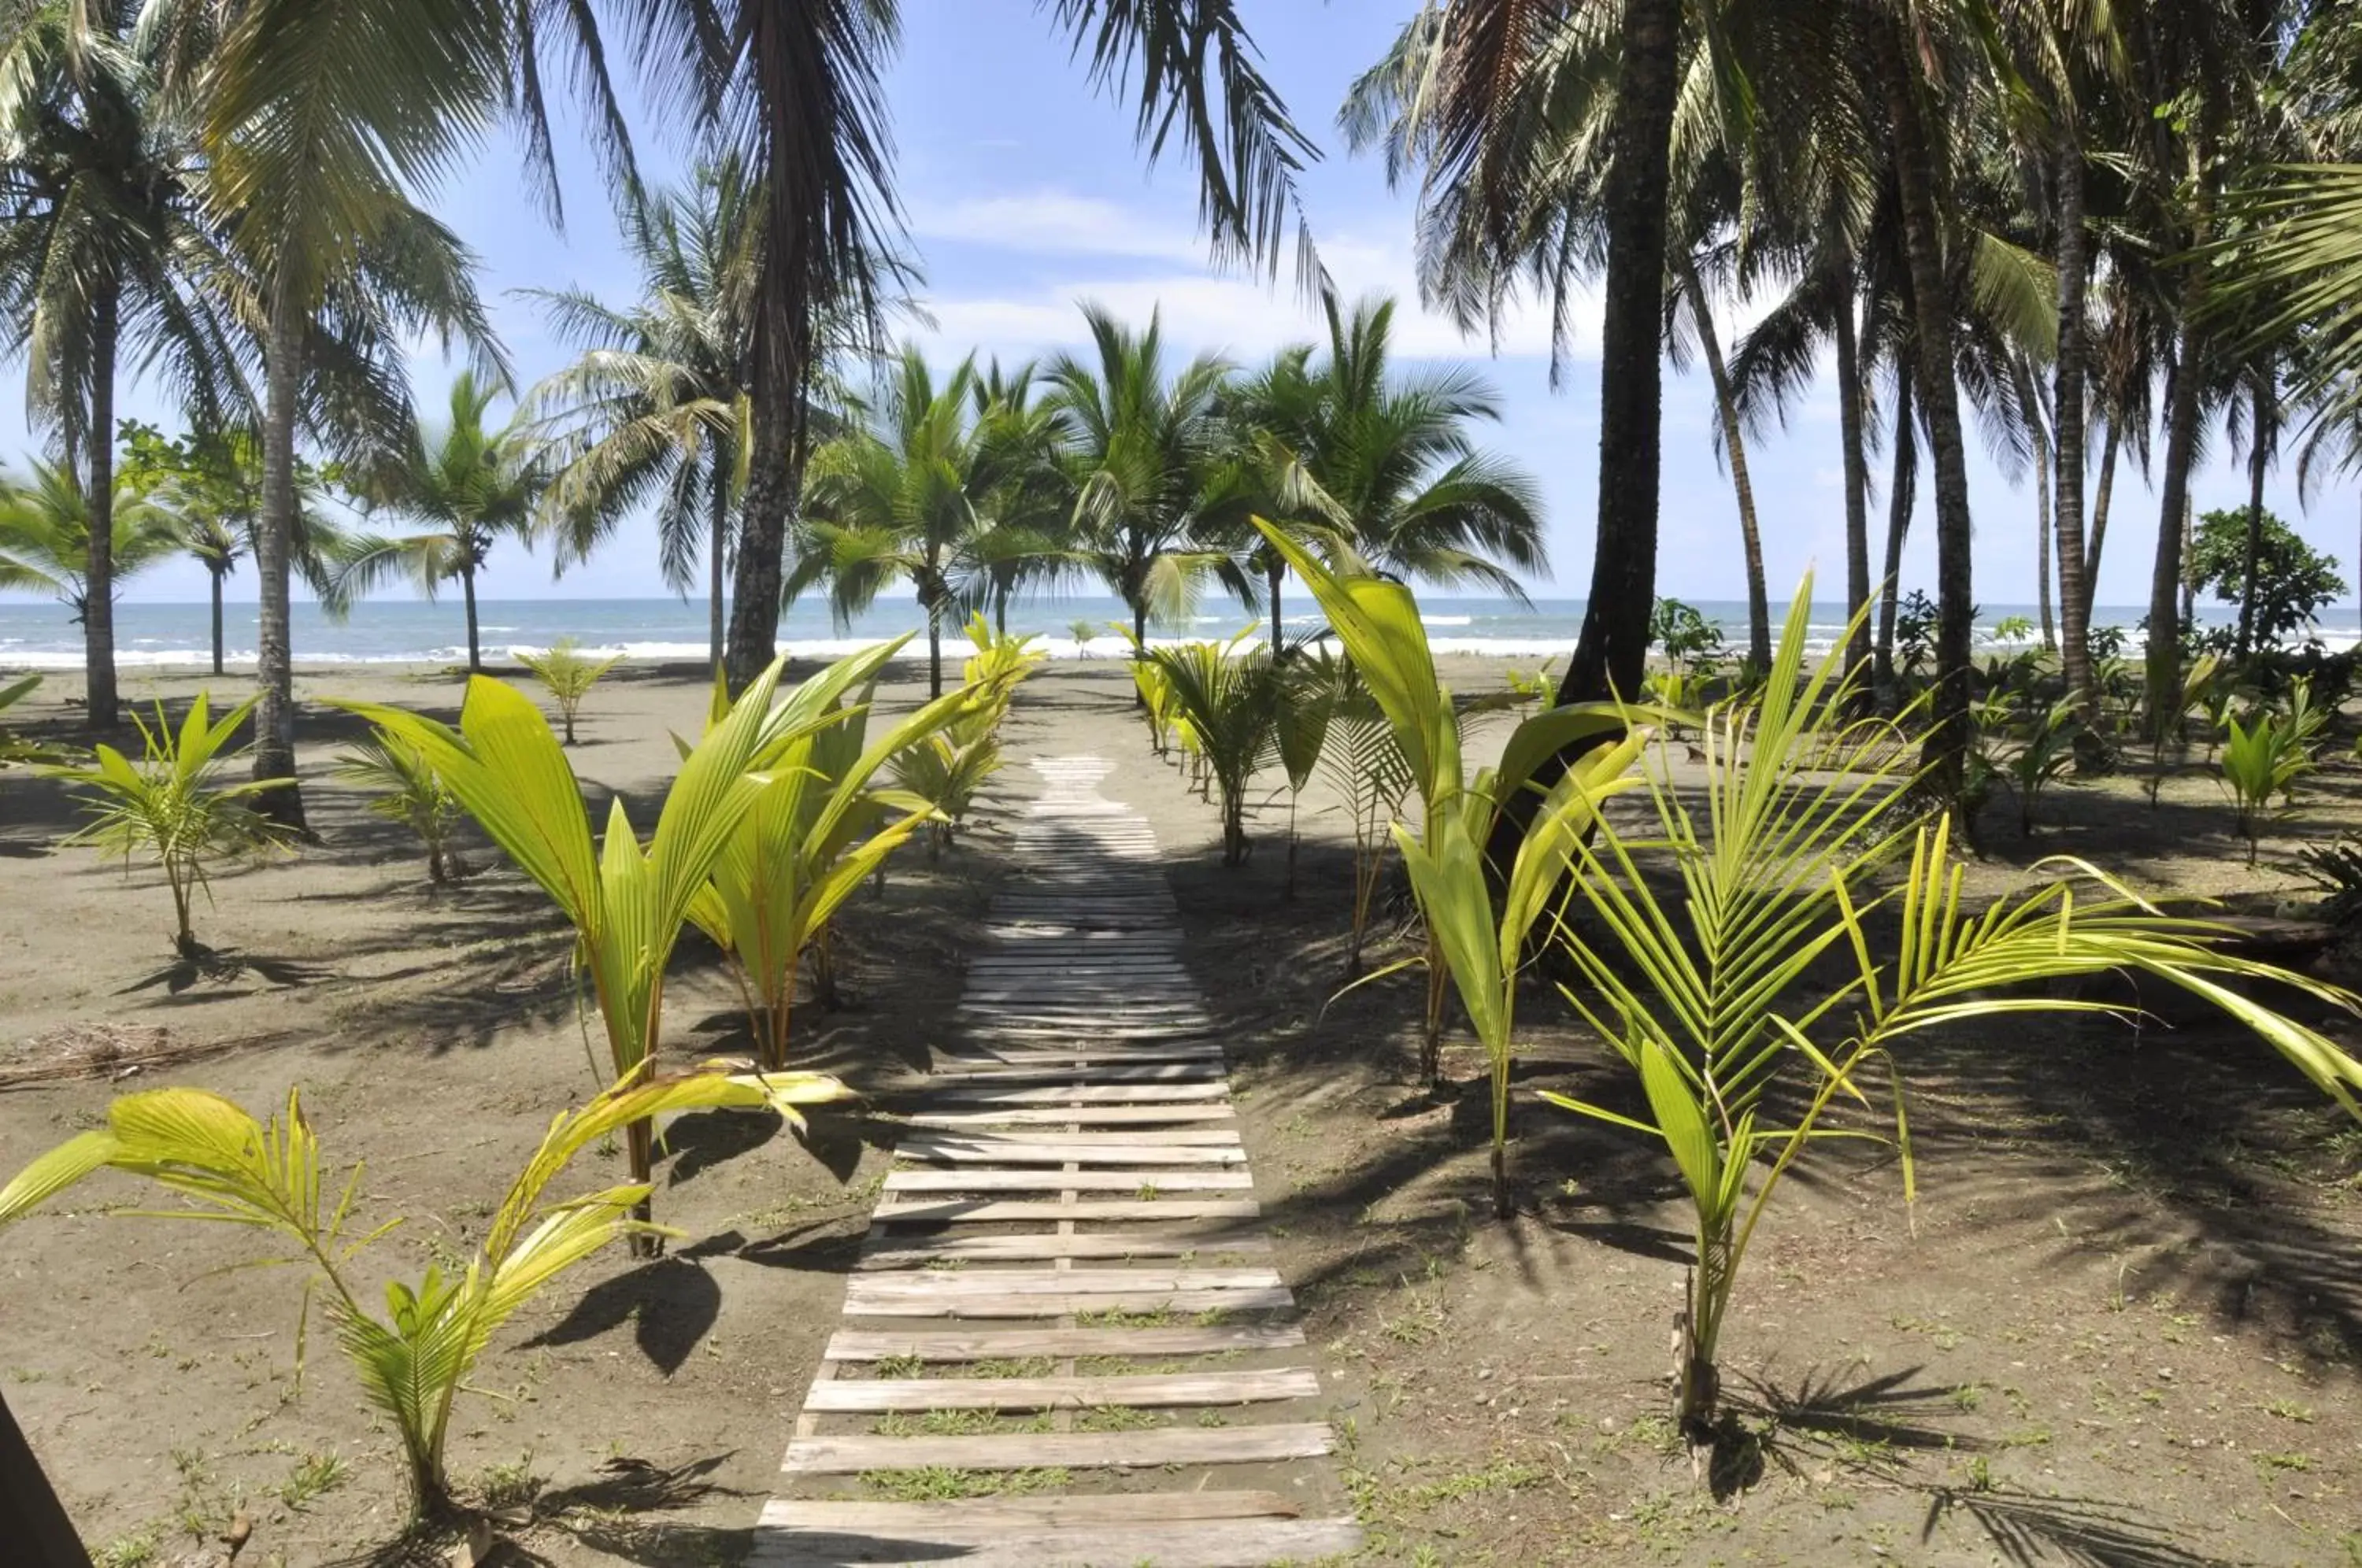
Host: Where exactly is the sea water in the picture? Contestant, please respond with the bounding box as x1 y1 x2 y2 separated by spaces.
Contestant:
0 594 2352 669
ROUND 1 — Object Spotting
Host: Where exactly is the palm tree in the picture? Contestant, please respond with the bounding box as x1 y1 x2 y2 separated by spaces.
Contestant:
329 372 544 673
1281 294 1547 627
524 160 757 668
0 457 183 623
791 347 1062 697
118 423 345 674
604 0 1327 692
0 1 244 728
163 0 510 826
1045 305 1254 649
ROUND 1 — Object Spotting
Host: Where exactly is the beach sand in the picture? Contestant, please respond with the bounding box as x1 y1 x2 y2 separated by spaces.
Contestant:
2 654 2358 1563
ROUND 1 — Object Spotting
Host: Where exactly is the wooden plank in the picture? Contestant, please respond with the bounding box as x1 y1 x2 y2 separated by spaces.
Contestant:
750 1517 1361 1568
856 1230 1266 1268
898 1126 1241 1145
883 1169 1253 1193
757 1492 1301 1530
921 1062 1224 1086
927 1082 1233 1106
804 1366 1316 1413
824 1323 1305 1361
840 1285 1294 1317
905 1105 1238 1128
872 1197 1261 1224
779 1422 1336 1475
932 1045 1226 1067
898 1141 1244 1167
847 1267 1281 1297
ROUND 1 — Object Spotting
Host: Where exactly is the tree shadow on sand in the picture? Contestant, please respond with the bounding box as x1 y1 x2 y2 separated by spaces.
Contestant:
1921 1488 2245 1568
117 941 329 997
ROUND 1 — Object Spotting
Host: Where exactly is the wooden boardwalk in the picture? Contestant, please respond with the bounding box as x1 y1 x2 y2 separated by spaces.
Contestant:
751 756 1361 1567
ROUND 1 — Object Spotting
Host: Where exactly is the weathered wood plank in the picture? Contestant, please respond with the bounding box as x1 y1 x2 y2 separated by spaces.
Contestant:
749 1517 1361 1568
823 1323 1305 1360
856 1229 1267 1268
846 1267 1281 1298
920 1062 1225 1086
896 1127 1241 1146
839 1285 1294 1317
803 1366 1316 1413
931 1045 1226 1067
871 1197 1261 1224
882 1169 1253 1193
897 1140 1245 1166
903 1105 1239 1127
779 1422 1336 1474
926 1081 1233 1105
757 1492 1301 1531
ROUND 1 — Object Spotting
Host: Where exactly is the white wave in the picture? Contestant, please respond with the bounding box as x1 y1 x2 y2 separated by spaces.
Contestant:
1420 614 1474 627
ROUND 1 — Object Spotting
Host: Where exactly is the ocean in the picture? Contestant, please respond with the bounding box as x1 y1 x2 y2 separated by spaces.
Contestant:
1 594 2354 669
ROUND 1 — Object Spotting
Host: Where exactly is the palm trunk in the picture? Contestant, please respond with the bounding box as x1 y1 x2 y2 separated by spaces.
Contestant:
2052 142 2096 724
2179 494 2196 631
2083 422 2118 619
1834 272 1873 693
0 1390 94 1568
726 390 794 693
250 274 307 831
1683 265 1770 672
1872 13 1976 800
2009 352 2057 650
2149 342 2208 735
708 461 730 669
1557 0 1680 708
2235 374 2270 657
1268 556 1284 653
462 565 482 674
2035 419 2055 650
83 282 121 730
1875 372 1918 701
210 567 227 676
927 607 943 699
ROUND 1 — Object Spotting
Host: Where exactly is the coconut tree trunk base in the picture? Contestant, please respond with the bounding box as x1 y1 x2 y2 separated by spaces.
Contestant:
0 1390 91 1568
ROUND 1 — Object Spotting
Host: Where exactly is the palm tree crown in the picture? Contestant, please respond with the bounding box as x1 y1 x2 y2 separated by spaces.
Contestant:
329 372 544 672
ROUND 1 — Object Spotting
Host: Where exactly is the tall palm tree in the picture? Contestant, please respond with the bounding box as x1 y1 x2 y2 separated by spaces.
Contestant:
118 423 346 674
967 357 1075 634
167 0 510 825
688 0 1322 690
328 372 544 673
0 456 183 623
0 1 244 728
790 346 1063 696
1045 305 1253 649
1281 294 1546 630
524 159 758 668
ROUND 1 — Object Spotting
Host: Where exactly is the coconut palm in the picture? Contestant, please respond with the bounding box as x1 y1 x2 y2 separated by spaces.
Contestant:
153 0 509 827
117 423 345 674
1259 294 1548 644
328 372 544 673
0 1 245 728
1045 305 1255 648
790 347 1064 697
524 159 757 668
0 457 184 625
693 0 1323 690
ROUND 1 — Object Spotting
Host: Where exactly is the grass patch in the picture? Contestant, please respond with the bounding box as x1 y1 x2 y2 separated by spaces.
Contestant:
1075 1404 1164 1432
860 1466 1072 1501
278 1452 350 1511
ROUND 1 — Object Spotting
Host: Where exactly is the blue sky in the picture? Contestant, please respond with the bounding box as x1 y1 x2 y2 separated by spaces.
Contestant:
6 0 2354 612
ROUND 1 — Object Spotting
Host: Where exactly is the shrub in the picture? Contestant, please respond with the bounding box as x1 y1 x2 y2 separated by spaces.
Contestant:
47 693 291 954
2221 706 2317 865
1542 578 2362 1441
1649 597 1720 672
335 728 468 883
2186 506 2345 651
515 638 620 745
0 1068 843 1521
1143 640 1281 867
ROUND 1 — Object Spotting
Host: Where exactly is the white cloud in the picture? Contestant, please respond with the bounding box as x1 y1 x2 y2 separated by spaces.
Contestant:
911 190 1203 263
902 209 1597 364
